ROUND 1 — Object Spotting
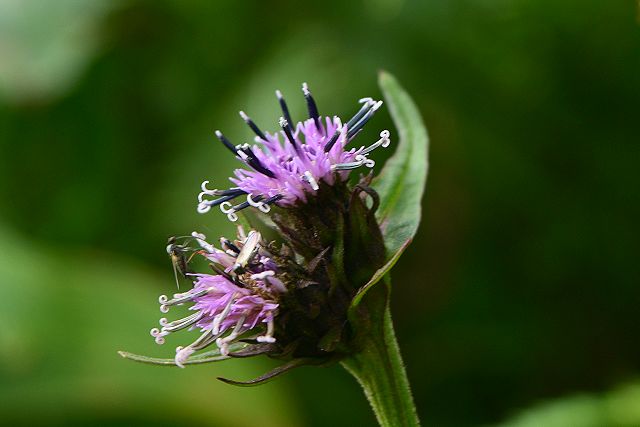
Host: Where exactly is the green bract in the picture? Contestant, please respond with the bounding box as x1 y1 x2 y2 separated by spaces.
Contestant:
350 70 430 315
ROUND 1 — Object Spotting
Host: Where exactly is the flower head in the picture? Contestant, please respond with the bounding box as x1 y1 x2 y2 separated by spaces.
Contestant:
197 83 391 221
125 81 392 384
150 229 283 367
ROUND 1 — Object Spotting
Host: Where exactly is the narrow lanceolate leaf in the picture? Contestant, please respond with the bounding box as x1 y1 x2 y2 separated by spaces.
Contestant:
217 357 329 387
348 238 412 318
348 72 429 314
373 71 429 258
117 343 247 366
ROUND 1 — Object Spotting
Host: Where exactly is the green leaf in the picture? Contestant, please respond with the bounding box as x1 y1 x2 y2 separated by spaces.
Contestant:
348 238 412 317
373 70 429 258
495 382 640 427
217 357 328 387
342 303 421 427
117 343 246 366
347 72 428 313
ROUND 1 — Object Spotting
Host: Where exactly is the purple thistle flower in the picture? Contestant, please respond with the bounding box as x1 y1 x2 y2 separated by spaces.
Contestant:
150 229 283 367
197 83 391 221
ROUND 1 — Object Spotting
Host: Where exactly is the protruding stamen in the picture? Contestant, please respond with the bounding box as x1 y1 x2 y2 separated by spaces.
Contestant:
198 181 218 201
219 201 238 222
214 130 238 154
302 82 322 132
325 98 375 152
212 293 237 335
159 288 210 308
257 317 276 343
302 170 320 190
150 327 166 345
199 193 243 208
213 187 246 196
323 126 344 152
331 154 375 171
239 111 267 141
357 154 375 168
346 98 375 129
198 184 247 214
247 194 271 213
161 312 204 333
191 232 217 254
275 90 293 128
197 203 211 214
175 345 195 368
360 130 391 155
279 117 300 152
216 314 248 356
347 100 383 139
235 144 276 178
263 194 284 206
175 330 219 368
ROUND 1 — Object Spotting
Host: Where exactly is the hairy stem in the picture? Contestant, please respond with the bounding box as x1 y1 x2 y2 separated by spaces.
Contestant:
342 303 420 426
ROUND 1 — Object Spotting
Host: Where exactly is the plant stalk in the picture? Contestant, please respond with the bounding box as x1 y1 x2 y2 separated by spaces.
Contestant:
342 303 420 426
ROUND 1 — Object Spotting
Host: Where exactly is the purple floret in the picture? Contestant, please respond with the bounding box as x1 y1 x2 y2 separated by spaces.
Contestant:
149 230 282 367
197 83 391 221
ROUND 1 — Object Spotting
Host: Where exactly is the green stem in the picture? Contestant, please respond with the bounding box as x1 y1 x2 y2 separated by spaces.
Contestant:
341 304 421 426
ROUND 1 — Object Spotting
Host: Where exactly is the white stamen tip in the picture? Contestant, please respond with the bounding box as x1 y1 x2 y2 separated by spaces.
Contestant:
247 194 271 213
215 130 223 138
174 346 194 368
191 231 206 240
239 111 249 121
259 203 271 213
220 202 234 213
216 338 229 356
356 154 375 168
197 202 211 214
302 82 310 95
275 89 283 98
279 117 288 128
303 171 320 190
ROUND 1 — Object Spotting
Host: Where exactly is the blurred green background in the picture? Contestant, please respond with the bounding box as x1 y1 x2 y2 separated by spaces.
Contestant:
1 0 639 426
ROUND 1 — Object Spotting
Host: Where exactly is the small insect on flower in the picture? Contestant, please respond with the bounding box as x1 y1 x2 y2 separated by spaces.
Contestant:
149 228 284 367
166 236 196 289
197 83 391 221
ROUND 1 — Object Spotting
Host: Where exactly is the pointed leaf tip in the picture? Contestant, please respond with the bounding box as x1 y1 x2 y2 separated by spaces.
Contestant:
374 71 429 257
217 357 327 387
348 72 429 311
